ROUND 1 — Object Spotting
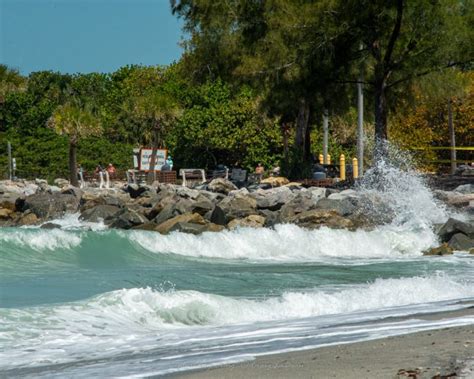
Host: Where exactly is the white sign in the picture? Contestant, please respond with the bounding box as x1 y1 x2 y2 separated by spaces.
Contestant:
139 149 167 171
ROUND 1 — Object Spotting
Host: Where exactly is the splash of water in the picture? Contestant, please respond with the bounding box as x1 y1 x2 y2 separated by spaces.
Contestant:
357 140 448 229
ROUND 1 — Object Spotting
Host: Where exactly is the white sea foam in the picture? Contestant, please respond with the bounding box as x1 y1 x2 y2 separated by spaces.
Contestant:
0 228 82 251
1 274 472 334
1 274 472 373
129 223 437 262
40 212 107 231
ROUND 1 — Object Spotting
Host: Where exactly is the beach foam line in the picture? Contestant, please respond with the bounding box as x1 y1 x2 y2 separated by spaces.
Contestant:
129 223 438 262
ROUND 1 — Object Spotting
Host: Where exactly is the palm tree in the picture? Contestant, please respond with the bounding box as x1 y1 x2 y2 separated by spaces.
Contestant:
47 104 102 186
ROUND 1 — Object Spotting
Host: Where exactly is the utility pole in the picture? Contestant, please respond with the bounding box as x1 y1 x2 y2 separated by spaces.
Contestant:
323 109 329 164
7 141 12 180
357 76 364 177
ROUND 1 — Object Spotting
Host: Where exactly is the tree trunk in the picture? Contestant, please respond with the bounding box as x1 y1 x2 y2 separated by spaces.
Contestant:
69 139 79 187
294 98 310 161
281 122 290 163
448 98 456 175
322 109 329 164
374 73 388 158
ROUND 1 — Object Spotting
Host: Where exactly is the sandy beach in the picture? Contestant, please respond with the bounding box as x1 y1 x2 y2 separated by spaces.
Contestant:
174 310 474 379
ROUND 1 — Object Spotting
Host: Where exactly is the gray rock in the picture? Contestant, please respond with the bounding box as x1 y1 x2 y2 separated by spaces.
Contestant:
53 178 69 188
448 233 474 251
208 178 238 195
309 187 328 201
155 213 206 234
153 203 180 225
251 187 295 211
23 193 80 220
169 222 208 235
40 222 61 229
125 184 148 198
218 195 257 221
315 197 357 216
327 189 358 200
210 205 227 226
280 192 318 222
258 209 279 227
80 205 120 223
454 184 473 194
107 208 147 229
61 186 83 198
438 218 474 242
287 209 353 229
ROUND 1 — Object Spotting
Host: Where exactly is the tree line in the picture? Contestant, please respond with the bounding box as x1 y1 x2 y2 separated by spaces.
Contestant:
1 0 473 182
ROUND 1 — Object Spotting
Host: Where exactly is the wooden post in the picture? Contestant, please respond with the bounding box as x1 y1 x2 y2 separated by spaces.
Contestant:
353 158 359 179
340 154 346 181
323 109 329 164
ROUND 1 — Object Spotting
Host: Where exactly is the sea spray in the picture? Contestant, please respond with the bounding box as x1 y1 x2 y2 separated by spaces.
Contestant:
357 141 448 229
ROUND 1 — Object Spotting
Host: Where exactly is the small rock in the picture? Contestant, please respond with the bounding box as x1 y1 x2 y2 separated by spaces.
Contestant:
208 178 238 195
155 213 206 234
423 243 454 256
18 212 39 226
0 208 13 219
260 176 290 187
40 222 61 229
227 215 266 229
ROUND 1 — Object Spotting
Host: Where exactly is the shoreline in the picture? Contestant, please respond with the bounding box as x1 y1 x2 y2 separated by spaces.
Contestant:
173 308 474 379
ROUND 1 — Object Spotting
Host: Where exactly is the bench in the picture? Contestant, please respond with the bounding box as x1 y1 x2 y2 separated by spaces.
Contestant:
179 169 206 187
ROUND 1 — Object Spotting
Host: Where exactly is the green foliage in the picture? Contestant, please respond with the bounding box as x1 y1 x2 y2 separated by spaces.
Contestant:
168 80 282 171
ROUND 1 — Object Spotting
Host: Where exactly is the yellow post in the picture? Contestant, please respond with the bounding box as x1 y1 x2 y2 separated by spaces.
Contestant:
319 154 323 165
327 154 331 165
340 154 346 181
353 158 359 179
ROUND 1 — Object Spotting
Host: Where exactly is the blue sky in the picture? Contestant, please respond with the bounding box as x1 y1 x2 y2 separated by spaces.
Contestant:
0 0 183 74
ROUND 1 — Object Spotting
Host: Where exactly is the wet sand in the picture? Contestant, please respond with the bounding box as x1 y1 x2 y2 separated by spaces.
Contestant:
174 309 474 379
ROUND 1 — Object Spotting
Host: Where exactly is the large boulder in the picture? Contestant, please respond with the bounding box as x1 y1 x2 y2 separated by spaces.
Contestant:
227 215 266 229
175 195 214 216
106 208 147 229
279 191 318 222
315 197 357 217
287 209 353 229
80 205 120 223
438 218 474 242
22 193 80 220
210 205 227 226
208 178 238 195
218 194 257 221
250 186 295 211
448 233 474 251
155 213 206 234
